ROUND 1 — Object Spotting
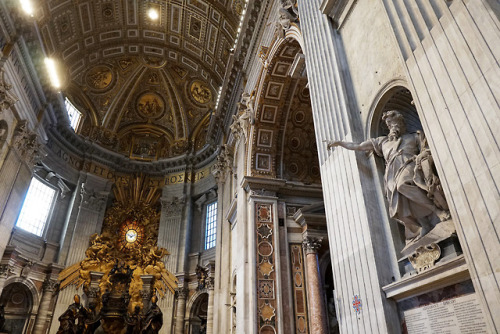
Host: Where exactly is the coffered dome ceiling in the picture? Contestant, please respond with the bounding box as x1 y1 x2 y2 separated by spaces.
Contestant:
37 0 244 161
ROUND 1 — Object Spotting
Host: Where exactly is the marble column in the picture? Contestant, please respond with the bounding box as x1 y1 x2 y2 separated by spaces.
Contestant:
175 287 189 334
206 277 215 334
32 278 58 334
303 237 327 334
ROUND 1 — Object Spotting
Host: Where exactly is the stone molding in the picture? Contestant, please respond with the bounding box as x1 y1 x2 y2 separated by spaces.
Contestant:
302 237 323 254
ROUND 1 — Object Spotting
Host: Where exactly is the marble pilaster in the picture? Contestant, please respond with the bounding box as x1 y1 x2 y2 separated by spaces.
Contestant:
206 277 215 334
175 287 189 334
32 278 58 334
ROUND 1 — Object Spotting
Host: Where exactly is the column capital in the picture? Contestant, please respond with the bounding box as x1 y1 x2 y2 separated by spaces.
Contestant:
0 264 13 278
161 196 186 216
302 237 323 254
175 287 189 299
12 121 46 168
80 185 107 211
42 278 59 293
0 69 17 112
212 145 232 183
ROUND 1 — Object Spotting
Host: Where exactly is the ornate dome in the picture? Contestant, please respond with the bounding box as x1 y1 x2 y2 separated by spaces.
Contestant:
36 0 244 162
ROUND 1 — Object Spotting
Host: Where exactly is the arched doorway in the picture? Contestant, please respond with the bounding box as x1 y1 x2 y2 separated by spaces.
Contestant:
187 292 208 334
0 282 33 333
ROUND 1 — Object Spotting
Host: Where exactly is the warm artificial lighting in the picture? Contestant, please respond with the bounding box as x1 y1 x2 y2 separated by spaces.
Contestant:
44 58 61 89
147 8 159 20
20 0 34 16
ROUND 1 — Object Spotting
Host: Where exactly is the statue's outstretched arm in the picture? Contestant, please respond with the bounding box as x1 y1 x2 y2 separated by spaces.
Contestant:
324 139 373 152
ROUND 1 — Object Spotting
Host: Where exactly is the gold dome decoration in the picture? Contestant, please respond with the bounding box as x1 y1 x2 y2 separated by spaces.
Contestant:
86 65 114 91
136 92 165 119
190 80 212 105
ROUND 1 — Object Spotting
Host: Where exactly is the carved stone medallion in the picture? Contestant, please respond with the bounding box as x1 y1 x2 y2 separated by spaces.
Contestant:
136 92 165 118
86 65 114 90
190 80 212 104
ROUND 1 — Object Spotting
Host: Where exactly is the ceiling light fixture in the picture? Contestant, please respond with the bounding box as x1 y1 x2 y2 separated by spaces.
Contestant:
20 0 34 16
147 8 159 21
44 58 61 89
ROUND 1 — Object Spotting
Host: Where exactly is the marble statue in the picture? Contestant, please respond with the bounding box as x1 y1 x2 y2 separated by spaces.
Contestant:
326 110 450 241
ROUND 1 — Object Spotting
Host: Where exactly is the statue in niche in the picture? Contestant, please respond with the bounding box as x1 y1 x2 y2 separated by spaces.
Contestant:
326 110 450 242
142 296 162 334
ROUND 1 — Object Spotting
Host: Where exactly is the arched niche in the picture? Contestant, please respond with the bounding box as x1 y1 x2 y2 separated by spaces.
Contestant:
367 83 456 275
367 84 421 257
0 282 35 333
186 291 208 334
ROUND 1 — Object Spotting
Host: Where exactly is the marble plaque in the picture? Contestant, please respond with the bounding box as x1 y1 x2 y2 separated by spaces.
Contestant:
404 293 488 334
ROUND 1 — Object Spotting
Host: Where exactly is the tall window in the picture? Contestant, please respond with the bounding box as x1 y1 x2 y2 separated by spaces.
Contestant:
65 98 82 131
16 177 56 237
205 201 217 249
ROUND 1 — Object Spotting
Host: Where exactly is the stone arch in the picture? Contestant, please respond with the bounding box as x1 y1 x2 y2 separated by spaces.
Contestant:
249 35 320 184
0 279 39 333
185 290 209 334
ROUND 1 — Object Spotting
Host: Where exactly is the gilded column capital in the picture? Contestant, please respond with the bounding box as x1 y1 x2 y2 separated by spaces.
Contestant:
302 237 323 254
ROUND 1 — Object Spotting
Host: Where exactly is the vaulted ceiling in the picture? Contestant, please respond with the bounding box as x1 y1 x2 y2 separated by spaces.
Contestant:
36 0 244 161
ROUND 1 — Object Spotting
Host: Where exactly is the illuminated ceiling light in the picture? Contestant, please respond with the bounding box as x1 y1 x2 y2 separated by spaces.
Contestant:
20 0 34 16
147 8 159 20
44 58 61 89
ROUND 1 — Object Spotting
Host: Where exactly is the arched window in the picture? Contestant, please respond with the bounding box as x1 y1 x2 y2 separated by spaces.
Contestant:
16 177 57 237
